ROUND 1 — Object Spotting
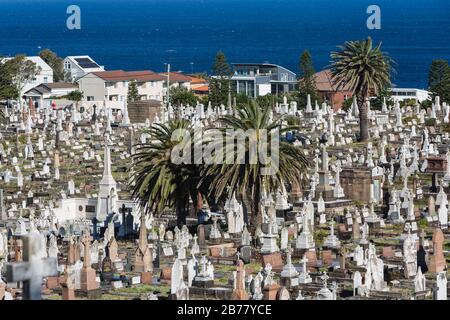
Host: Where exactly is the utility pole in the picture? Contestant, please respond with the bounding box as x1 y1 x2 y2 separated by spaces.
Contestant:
166 62 171 108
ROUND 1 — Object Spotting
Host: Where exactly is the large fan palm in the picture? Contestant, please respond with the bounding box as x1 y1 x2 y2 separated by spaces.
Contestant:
201 101 310 232
330 37 393 141
130 119 201 227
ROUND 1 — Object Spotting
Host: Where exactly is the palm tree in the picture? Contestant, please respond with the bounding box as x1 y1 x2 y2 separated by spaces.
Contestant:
201 101 310 232
330 37 393 141
129 119 201 227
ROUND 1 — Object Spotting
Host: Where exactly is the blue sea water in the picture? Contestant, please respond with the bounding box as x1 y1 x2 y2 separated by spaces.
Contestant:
0 0 449 88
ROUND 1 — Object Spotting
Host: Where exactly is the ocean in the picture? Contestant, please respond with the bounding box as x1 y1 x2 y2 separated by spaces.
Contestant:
0 0 449 88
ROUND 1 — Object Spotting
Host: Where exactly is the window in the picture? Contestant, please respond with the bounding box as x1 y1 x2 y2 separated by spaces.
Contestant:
65 61 71 69
43 77 48 83
85 205 96 213
87 96 94 101
78 205 83 212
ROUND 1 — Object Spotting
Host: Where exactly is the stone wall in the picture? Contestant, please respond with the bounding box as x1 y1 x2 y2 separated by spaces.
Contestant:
128 100 163 124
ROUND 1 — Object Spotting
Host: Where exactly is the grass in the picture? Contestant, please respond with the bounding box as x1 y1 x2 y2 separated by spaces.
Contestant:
44 294 62 300
314 229 328 246
101 294 134 300
116 284 170 295
418 218 428 228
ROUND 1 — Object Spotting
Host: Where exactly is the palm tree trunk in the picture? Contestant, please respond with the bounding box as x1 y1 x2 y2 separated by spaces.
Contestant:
358 94 369 142
176 197 187 227
250 181 262 234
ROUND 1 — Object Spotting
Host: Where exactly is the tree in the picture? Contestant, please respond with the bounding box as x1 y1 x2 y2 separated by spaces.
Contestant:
39 49 64 82
330 37 393 141
209 51 232 106
370 88 393 110
130 119 202 227
5 55 41 107
201 101 310 232
297 50 319 108
66 90 83 111
231 92 249 105
428 60 450 102
170 87 197 107
0 57 18 101
127 80 139 102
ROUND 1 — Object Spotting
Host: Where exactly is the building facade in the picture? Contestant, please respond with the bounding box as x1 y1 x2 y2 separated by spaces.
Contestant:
390 88 430 103
77 70 165 102
314 69 353 110
228 63 297 98
64 56 105 82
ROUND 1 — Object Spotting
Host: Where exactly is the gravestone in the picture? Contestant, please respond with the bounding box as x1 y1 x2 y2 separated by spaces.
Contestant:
197 225 206 246
427 228 445 272
6 232 58 300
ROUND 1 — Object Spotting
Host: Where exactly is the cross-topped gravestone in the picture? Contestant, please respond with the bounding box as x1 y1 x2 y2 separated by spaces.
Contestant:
321 271 329 288
82 231 93 269
6 232 57 300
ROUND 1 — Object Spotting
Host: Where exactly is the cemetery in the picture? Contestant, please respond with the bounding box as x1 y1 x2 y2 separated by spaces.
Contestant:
0 90 449 302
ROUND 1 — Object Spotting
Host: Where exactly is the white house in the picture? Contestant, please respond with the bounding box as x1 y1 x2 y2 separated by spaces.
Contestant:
23 83 78 108
390 88 430 103
2 56 53 97
24 83 78 99
64 56 104 81
77 70 165 102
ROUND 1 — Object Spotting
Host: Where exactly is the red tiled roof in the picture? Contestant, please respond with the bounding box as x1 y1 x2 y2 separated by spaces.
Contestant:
158 72 193 83
190 76 206 84
92 70 165 82
314 69 352 92
192 85 209 92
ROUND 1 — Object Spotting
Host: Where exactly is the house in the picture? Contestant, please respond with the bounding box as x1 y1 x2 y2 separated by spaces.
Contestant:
227 63 297 98
2 56 53 97
190 76 209 97
24 83 78 99
159 71 193 90
158 72 193 102
64 56 104 81
23 83 78 108
78 70 165 102
313 69 353 110
390 88 430 103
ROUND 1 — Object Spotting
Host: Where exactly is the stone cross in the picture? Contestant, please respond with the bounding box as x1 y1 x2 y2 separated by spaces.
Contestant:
201 255 207 275
82 231 93 269
301 255 308 273
6 232 57 300
321 271 329 288
286 245 293 265
420 229 426 246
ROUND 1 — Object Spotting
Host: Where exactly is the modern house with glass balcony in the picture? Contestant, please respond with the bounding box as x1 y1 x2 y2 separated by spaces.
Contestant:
229 63 297 98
